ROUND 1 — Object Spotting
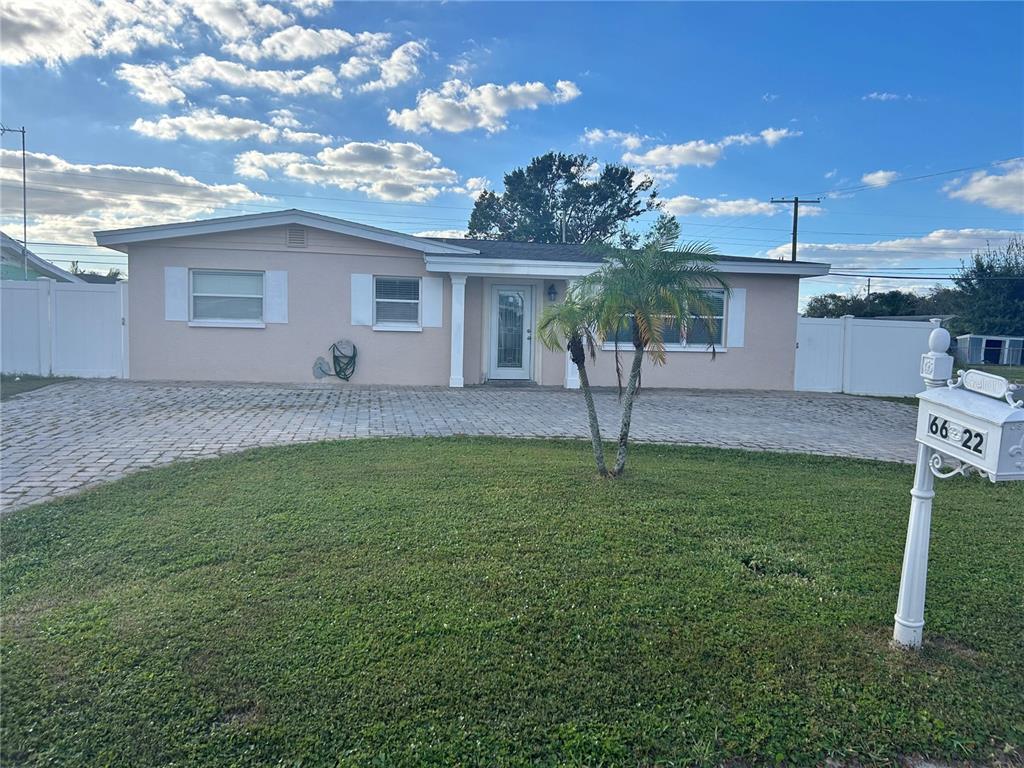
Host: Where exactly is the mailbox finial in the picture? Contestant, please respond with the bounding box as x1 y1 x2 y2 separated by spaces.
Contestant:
928 327 950 354
920 326 954 389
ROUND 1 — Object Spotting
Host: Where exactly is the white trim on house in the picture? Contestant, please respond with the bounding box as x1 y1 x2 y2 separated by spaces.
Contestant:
423 254 829 279
95 209 480 255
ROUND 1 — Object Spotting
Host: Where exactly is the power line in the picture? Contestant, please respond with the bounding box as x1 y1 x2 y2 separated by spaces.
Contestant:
808 156 1023 198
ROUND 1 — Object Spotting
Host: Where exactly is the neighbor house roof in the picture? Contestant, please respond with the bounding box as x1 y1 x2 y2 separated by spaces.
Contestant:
92 210 830 278
1 232 84 283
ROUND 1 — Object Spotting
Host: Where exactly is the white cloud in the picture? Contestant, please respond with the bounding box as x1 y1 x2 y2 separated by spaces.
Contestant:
116 54 340 104
0 0 181 67
448 176 490 200
388 78 581 133
623 127 801 169
944 160 1024 214
234 141 459 202
414 229 466 239
762 93 779 103
356 41 429 93
862 91 913 102
861 169 900 188
224 24 390 62
188 0 289 41
130 107 332 144
268 108 301 127
661 194 823 218
824 168 837 179
768 228 1018 269
581 128 647 151
0 148 265 242
1 0 337 67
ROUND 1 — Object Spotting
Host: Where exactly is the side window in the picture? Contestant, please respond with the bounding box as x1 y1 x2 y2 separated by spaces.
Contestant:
191 270 264 323
374 277 421 327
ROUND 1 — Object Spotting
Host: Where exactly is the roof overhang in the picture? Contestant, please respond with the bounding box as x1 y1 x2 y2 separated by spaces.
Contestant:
94 209 480 255
424 254 830 279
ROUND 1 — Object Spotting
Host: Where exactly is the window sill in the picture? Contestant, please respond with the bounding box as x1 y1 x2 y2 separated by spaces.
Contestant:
373 323 422 333
189 320 266 329
601 343 726 353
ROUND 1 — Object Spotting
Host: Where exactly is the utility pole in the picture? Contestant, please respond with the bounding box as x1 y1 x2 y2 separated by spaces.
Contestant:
0 124 28 278
770 196 820 261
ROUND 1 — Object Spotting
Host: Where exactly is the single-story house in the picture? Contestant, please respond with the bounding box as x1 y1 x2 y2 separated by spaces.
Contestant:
94 209 830 389
1 232 85 283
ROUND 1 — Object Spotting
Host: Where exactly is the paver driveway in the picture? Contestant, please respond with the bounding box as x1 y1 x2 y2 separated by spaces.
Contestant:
1 380 918 512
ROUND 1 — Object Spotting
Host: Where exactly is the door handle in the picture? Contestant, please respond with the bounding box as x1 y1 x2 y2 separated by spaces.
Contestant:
526 328 532 340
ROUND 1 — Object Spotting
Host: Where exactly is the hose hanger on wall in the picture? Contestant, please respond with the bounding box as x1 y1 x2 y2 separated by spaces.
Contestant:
313 340 357 381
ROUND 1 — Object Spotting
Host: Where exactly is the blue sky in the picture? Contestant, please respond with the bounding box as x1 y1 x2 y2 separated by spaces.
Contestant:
2 1 1022 302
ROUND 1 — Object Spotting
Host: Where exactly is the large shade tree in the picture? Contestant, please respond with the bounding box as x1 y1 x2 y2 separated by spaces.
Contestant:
467 152 658 244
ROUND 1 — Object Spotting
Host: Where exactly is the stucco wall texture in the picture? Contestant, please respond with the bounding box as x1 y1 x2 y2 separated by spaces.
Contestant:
124 225 799 390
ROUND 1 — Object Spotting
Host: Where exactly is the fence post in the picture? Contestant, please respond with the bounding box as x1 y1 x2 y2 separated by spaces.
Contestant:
839 314 854 394
118 281 129 379
35 277 54 376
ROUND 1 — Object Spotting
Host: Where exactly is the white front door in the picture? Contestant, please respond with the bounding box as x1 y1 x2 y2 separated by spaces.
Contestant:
488 285 533 380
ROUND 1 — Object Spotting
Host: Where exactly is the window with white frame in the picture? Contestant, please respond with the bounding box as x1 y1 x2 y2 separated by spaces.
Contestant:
608 289 726 348
374 276 421 326
191 269 264 323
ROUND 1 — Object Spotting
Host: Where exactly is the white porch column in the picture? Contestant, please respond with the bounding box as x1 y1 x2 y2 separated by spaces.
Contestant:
449 273 467 388
562 279 581 389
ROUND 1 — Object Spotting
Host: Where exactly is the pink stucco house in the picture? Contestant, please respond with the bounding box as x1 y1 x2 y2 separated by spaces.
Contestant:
94 209 830 389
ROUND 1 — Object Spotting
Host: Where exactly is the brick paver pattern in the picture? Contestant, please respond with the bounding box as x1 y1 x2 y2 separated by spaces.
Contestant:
1 380 919 513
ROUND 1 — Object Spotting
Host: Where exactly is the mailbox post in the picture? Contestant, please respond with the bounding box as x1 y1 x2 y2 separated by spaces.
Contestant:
892 327 1024 649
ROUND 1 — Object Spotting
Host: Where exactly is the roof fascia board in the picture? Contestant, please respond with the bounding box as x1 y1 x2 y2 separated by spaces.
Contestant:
425 255 829 278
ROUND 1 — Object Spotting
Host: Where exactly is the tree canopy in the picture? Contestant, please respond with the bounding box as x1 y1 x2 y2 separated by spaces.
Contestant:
467 152 658 244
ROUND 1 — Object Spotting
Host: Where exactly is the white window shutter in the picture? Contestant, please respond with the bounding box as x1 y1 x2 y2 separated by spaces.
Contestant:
164 267 188 321
264 271 288 323
351 273 373 326
725 288 746 348
421 276 443 327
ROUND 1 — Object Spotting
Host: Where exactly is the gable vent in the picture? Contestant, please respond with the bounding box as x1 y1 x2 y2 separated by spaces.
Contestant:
286 226 307 248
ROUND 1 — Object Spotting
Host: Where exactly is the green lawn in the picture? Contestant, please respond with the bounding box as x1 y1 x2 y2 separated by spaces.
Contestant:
0 374 74 400
976 364 1024 384
2 439 1022 767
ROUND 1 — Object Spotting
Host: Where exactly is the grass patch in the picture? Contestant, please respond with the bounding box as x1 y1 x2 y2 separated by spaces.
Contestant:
0 374 74 400
2 438 1021 766
975 364 1024 384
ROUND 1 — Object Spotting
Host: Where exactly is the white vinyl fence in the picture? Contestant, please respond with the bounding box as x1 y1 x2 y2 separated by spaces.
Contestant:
795 315 941 396
1 278 127 378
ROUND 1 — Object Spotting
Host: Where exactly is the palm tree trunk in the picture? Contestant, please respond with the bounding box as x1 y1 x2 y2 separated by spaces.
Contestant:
575 362 607 476
611 346 645 477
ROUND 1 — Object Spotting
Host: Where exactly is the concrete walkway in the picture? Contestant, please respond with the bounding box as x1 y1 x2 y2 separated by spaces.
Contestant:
0 380 918 513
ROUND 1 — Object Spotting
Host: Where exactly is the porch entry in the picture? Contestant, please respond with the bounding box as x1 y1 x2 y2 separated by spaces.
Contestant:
488 284 534 380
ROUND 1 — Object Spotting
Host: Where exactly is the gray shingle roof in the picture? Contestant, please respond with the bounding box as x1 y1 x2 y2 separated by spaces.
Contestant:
429 238 821 266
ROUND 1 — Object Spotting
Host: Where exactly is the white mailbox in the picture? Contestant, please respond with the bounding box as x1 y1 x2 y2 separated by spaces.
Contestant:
892 327 1023 650
915 370 1024 482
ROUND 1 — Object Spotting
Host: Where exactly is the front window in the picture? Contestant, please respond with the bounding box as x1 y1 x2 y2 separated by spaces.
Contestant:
374 276 420 326
609 290 726 347
191 269 264 323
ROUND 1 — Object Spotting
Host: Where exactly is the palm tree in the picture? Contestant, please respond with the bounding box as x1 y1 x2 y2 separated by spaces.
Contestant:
537 285 608 476
584 236 728 477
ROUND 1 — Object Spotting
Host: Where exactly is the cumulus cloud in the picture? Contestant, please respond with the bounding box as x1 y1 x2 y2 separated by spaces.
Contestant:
355 41 429 92
860 169 900 188
447 176 490 200
944 160 1024 214
1 0 339 67
768 228 1018 270
117 54 340 104
387 78 581 133
622 127 801 169
581 128 648 151
661 194 824 218
233 141 459 202
0 148 265 242
224 24 390 62
130 107 332 144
